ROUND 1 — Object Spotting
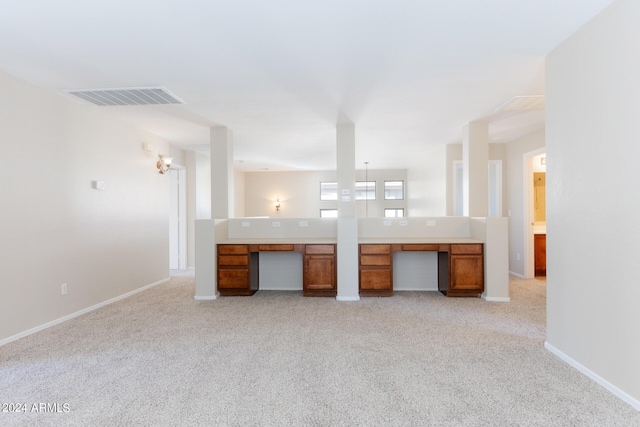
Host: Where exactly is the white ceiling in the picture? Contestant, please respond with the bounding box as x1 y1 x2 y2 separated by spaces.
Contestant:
0 0 614 171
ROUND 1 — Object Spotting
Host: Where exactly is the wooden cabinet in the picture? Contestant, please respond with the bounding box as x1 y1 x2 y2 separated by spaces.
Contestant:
438 244 484 297
534 234 546 277
359 244 393 297
217 243 336 297
217 245 258 296
303 244 337 297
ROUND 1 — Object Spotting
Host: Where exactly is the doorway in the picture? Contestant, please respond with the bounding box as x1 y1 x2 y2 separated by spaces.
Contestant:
169 167 187 270
524 149 546 278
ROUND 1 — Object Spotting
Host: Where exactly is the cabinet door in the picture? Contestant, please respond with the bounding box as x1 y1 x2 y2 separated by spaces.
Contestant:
450 255 483 291
303 255 336 295
534 234 546 276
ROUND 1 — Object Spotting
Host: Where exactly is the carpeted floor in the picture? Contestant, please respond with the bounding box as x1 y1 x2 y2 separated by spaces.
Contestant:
1 274 638 426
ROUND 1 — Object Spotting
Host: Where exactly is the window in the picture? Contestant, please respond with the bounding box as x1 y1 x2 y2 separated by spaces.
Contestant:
320 182 337 200
384 180 404 200
320 209 338 218
384 208 404 218
355 181 376 200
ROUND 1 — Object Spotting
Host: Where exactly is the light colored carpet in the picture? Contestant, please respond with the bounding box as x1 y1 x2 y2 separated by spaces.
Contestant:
1 275 638 426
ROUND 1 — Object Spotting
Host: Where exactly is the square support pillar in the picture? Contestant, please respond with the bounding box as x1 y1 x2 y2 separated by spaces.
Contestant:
336 123 359 300
210 126 234 219
462 122 489 217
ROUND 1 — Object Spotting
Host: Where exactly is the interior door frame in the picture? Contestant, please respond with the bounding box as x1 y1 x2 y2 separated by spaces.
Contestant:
523 148 545 278
169 166 187 270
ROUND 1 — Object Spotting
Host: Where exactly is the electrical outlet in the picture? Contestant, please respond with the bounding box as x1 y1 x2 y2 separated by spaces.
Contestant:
61 283 67 295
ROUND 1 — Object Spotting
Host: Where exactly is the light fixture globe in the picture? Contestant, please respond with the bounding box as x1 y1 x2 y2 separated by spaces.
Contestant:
157 154 173 174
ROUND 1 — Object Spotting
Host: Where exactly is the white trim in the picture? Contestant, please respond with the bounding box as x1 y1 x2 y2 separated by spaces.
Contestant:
169 167 187 270
336 296 360 301
509 271 526 278
523 148 545 279
0 278 170 348
545 342 640 411
194 294 219 301
488 159 503 217
482 295 511 302
452 160 463 216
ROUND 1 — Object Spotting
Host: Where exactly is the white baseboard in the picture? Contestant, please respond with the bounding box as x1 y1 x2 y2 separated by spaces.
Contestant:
336 296 360 301
0 277 170 348
194 293 219 301
509 271 526 278
545 341 640 411
482 295 511 302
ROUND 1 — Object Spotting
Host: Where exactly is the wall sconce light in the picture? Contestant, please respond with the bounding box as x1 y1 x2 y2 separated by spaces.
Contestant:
541 157 546 165
275 198 281 211
157 154 173 174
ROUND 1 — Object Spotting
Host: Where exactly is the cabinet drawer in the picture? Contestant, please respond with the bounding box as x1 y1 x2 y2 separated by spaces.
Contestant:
402 244 440 251
258 244 294 251
305 244 335 255
218 269 250 289
360 255 391 266
218 245 249 255
360 244 391 255
451 244 482 255
218 255 249 266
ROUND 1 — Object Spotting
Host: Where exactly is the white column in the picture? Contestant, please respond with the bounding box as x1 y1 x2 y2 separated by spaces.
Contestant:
336 123 359 300
210 126 234 219
462 121 489 217
194 219 218 300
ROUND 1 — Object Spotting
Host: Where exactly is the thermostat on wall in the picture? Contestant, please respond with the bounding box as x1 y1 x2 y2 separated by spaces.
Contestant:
92 181 106 190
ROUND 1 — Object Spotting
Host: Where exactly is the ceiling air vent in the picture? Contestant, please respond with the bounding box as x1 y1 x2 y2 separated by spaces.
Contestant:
66 86 184 106
494 95 545 112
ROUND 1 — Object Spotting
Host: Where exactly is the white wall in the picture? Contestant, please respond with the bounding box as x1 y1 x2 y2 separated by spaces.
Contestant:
0 70 170 342
407 144 447 216
504 129 545 276
243 169 408 218
546 0 640 405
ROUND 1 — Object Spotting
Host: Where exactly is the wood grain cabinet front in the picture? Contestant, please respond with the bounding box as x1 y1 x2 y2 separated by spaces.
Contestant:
303 244 336 297
534 234 546 277
359 244 393 297
217 245 258 296
439 244 484 297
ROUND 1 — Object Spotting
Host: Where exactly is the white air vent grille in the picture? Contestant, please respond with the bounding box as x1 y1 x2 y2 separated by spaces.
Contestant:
495 95 545 112
66 86 184 106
